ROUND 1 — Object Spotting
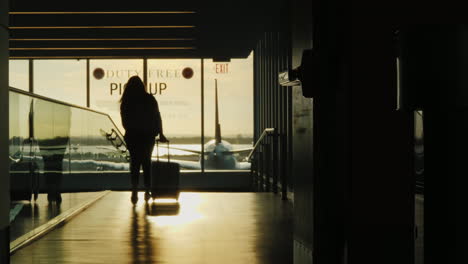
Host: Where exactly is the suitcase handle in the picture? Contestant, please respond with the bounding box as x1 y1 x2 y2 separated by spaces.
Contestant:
156 139 170 162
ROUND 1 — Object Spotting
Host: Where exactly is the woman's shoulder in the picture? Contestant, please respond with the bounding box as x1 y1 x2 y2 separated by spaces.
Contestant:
144 93 155 100
144 93 158 104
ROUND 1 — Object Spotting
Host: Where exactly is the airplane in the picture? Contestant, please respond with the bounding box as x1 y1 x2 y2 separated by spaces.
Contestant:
156 79 252 170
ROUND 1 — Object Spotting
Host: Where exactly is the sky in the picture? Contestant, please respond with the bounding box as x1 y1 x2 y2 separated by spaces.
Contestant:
9 53 253 139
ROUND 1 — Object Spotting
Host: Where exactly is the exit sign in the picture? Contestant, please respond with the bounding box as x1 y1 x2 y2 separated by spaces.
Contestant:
215 64 229 74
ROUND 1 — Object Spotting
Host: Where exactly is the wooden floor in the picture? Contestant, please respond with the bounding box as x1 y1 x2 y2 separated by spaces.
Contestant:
10 192 106 242
11 192 293 264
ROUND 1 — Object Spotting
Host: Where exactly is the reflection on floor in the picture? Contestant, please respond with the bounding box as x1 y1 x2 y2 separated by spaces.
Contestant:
415 194 424 264
10 192 106 242
11 192 293 264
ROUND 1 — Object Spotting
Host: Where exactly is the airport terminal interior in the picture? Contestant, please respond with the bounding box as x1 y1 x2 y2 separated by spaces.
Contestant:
0 0 466 263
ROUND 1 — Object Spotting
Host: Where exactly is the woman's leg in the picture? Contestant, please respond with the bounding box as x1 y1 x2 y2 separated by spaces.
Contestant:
129 151 142 187
126 135 144 203
128 146 144 187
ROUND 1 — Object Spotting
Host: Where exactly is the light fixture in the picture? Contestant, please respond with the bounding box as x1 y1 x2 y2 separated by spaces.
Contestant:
278 49 313 98
278 69 300 86
212 57 231 62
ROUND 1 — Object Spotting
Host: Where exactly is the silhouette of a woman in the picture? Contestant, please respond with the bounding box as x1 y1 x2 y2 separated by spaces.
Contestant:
120 76 167 203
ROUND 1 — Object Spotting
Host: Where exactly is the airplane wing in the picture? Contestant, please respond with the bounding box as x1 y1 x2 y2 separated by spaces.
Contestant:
173 160 201 170
152 158 201 170
222 147 253 154
236 162 251 170
156 145 202 155
157 145 252 155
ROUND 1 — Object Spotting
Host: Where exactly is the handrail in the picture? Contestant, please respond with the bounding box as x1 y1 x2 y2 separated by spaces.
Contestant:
9 86 127 148
102 128 128 153
246 128 275 162
10 87 109 116
9 155 21 164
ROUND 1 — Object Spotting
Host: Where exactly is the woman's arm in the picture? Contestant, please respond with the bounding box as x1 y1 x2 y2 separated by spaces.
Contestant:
157 110 168 142
153 98 168 142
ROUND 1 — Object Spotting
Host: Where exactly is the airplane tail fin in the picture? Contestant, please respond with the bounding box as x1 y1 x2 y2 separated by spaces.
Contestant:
215 79 222 144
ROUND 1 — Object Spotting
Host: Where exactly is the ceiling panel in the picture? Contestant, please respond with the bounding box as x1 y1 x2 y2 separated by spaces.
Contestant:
9 0 279 59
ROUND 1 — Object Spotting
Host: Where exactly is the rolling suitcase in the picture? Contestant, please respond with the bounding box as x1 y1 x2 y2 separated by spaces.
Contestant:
151 140 180 200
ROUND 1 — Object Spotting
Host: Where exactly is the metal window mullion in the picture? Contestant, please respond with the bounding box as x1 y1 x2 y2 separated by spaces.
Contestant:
254 47 258 143
260 38 265 134
201 58 205 173
29 59 33 93
86 58 90 107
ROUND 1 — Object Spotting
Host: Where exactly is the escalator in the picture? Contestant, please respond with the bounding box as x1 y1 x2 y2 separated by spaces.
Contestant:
9 87 130 201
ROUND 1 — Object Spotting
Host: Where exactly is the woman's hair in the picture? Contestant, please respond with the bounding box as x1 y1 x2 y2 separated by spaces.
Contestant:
120 75 146 104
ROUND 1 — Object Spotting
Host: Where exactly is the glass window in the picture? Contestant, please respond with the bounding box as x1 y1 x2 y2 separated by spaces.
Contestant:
9 59 29 91
147 59 201 171
34 60 87 106
203 52 254 170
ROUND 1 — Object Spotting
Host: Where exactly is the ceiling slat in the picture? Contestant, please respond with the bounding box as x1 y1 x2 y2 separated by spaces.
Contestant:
10 13 197 27
9 0 274 59
10 49 199 58
10 40 196 49
10 28 196 39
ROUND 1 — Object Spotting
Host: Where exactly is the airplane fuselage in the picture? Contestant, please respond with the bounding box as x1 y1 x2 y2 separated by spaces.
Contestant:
202 139 238 170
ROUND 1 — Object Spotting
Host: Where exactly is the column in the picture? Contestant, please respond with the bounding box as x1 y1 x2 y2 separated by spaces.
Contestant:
0 0 10 262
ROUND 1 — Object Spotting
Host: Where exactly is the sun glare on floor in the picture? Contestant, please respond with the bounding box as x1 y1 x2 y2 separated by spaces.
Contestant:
146 192 203 227
153 198 178 204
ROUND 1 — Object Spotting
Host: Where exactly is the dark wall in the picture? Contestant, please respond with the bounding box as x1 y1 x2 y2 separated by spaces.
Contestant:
0 0 9 262
251 0 312 260
309 0 348 261
252 0 293 196
399 25 468 264
253 0 468 263
347 23 414 263
252 0 315 260
290 0 314 254
290 0 415 262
